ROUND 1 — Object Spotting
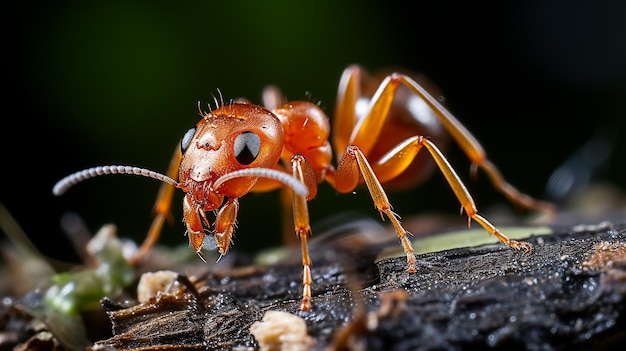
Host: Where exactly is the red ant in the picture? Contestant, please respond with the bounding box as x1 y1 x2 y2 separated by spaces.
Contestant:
53 64 555 311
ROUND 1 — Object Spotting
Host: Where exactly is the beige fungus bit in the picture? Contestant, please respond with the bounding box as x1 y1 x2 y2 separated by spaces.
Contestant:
250 310 316 351
136 270 179 303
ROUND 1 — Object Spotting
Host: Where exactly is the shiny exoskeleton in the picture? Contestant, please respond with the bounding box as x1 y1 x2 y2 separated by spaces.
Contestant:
53 64 555 311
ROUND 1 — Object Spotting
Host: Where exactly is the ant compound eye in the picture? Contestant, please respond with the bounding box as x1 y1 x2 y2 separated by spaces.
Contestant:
233 131 261 165
181 127 196 154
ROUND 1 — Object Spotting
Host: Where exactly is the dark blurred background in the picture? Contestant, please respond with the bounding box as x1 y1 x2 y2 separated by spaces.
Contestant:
3 1 625 263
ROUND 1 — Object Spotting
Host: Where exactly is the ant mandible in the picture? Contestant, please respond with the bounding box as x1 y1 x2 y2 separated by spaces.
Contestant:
53 64 555 311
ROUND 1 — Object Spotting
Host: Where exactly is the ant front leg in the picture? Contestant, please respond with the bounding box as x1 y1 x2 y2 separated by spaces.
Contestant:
289 154 318 311
130 145 182 264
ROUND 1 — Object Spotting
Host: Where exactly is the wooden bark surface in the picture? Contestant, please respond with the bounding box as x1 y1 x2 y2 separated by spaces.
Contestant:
89 220 626 351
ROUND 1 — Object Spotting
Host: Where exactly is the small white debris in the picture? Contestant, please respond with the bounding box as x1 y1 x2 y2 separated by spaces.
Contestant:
250 310 316 351
136 270 179 303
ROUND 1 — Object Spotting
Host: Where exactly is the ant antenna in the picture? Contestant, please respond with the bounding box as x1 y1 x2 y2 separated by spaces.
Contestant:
213 168 309 198
53 165 179 196
54 166 308 199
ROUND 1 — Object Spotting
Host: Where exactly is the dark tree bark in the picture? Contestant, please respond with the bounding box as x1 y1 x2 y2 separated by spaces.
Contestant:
90 220 626 351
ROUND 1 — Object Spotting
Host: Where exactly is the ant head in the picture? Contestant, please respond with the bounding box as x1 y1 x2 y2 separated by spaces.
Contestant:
179 103 284 197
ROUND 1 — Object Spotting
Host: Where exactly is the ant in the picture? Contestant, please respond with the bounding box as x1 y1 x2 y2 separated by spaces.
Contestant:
53 64 555 311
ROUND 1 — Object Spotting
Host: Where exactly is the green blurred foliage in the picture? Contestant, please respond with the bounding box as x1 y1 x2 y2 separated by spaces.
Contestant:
4 0 625 261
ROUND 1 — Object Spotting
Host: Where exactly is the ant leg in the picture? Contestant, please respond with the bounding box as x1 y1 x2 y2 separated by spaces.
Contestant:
335 146 417 273
372 136 533 252
290 154 317 311
336 66 554 216
130 146 182 264
248 164 300 247
416 137 533 251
